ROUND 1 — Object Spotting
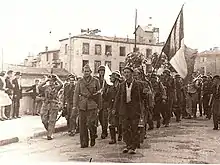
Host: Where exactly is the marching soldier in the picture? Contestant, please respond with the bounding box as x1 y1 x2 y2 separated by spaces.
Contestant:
160 69 175 127
173 74 183 122
97 65 109 139
133 68 153 148
107 71 122 144
185 74 200 119
150 73 167 129
201 75 212 119
63 74 77 136
73 64 101 148
38 74 63 140
209 75 220 130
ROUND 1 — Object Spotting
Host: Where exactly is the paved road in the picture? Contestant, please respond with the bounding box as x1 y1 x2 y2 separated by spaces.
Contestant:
0 117 220 163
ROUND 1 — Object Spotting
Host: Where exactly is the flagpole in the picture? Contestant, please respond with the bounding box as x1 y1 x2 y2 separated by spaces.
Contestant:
152 3 185 72
1 48 3 72
134 9 137 52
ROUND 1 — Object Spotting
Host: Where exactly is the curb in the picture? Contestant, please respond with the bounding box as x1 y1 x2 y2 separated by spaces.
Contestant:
0 125 67 147
0 137 19 146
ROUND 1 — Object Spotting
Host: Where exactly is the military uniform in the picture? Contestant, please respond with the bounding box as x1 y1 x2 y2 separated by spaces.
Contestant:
173 74 183 122
73 67 100 148
106 71 122 144
211 76 220 130
63 75 77 136
202 76 212 119
150 74 167 128
97 65 109 139
39 75 63 140
160 70 175 127
186 79 200 118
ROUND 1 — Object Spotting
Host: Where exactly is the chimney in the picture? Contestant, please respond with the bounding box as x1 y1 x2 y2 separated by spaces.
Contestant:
126 35 129 42
45 46 48 52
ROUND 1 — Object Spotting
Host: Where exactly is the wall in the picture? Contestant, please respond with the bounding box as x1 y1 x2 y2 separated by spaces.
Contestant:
65 37 163 76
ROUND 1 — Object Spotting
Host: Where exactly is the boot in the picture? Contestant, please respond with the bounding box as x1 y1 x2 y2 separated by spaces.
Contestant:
109 127 116 144
156 120 161 128
101 128 108 139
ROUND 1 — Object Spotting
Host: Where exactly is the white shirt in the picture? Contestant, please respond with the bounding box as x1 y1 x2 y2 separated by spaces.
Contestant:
126 80 134 103
17 78 21 89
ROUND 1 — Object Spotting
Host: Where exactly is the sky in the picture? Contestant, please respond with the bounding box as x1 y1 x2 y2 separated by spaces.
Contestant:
0 0 220 64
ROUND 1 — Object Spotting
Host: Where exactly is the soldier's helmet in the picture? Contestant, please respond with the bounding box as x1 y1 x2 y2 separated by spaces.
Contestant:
163 69 170 75
98 65 105 72
213 75 220 80
111 70 121 80
175 74 181 79
123 66 134 72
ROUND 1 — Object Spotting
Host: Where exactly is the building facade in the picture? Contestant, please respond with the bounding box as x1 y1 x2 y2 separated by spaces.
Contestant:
194 47 220 75
59 30 163 76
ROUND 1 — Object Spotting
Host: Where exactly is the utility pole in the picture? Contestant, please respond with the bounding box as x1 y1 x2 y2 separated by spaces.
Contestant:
69 33 72 73
1 48 3 71
134 9 137 52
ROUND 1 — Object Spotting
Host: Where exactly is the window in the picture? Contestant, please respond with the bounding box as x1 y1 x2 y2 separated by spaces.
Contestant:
46 53 49 61
105 45 112 56
95 44 101 55
146 49 152 58
119 62 125 74
119 47 126 56
65 44 68 54
105 61 111 70
53 52 59 60
82 43 90 54
94 60 101 73
82 60 89 72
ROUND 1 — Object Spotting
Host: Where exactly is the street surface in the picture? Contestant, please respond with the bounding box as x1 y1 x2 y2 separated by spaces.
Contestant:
0 117 220 163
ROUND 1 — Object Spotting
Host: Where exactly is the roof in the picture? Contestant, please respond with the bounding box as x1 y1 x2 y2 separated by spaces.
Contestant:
198 48 220 56
39 49 60 54
59 34 164 46
5 65 70 77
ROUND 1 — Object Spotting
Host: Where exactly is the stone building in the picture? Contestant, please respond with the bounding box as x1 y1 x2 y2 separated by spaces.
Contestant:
194 47 220 75
59 27 163 76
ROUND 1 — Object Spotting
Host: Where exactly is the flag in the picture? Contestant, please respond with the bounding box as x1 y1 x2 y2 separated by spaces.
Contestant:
162 5 187 78
104 64 113 86
183 45 198 84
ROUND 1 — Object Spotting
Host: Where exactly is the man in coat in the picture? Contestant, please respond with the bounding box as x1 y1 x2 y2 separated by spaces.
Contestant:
73 64 101 148
12 72 22 119
4 70 13 119
97 65 109 139
113 66 144 154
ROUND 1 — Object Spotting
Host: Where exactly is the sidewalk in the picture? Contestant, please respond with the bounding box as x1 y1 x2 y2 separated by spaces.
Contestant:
0 115 67 146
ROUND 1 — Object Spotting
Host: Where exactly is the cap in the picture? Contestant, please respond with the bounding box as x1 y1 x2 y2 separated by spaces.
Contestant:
0 71 5 77
163 69 170 75
213 75 220 80
98 65 105 72
123 66 134 72
133 68 141 74
15 72 22 76
202 75 207 78
83 64 92 72
175 74 181 78
110 70 121 79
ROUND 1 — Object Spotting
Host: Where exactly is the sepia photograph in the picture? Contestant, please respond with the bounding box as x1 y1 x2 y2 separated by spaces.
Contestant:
0 0 219 163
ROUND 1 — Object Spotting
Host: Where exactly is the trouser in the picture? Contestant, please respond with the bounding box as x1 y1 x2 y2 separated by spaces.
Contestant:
164 93 174 125
153 100 164 125
122 103 139 150
79 109 97 147
5 105 11 118
40 102 59 137
173 105 181 121
12 98 20 118
67 103 78 133
122 116 139 150
186 93 198 117
212 99 220 129
198 93 203 116
98 107 108 135
203 94 211 118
